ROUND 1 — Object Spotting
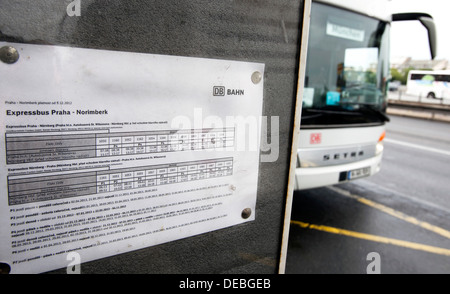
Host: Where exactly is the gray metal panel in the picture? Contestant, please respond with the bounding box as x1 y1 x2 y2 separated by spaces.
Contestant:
0 0 306 274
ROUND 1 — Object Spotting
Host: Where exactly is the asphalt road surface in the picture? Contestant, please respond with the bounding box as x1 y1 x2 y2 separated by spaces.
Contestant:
285 115 450 274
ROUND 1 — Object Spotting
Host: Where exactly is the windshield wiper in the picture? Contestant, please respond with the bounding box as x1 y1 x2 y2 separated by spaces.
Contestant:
305 108 360 116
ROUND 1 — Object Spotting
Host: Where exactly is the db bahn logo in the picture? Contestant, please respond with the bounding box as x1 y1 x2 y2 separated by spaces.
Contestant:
213 86 225 96
213 86 245 96
310 133 322 144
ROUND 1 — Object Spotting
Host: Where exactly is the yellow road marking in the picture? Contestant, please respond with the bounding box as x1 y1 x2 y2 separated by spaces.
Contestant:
291 220 450 257
329 186 450 240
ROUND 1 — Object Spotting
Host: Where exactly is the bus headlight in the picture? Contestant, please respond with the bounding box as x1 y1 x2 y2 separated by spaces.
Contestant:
376 130 385 155
376 141 384 155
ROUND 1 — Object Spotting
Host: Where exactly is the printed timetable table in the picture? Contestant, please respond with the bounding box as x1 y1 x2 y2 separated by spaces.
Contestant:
7 157 233 205
5 128 235 164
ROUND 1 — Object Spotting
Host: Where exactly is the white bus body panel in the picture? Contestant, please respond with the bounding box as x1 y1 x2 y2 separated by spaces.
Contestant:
295 125 385 190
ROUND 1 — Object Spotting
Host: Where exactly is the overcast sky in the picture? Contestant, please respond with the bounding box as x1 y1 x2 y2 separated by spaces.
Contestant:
389 0 450 61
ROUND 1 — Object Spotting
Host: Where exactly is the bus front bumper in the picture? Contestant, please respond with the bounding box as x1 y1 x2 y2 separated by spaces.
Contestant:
294 154 383 190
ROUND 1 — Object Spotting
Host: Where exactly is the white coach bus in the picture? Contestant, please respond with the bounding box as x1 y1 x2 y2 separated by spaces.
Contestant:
295 0 436 190
406 70 450 99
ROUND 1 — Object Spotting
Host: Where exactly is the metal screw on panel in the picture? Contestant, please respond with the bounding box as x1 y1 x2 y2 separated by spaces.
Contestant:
0 46 19 64
0 262 11 274
241 208 252 219
251 71 262 84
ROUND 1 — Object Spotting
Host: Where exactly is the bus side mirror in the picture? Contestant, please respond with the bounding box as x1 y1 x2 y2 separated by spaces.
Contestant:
392 13 437 60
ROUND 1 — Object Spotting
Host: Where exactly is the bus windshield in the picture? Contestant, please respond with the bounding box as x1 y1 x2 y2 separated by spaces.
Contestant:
302 2 390 127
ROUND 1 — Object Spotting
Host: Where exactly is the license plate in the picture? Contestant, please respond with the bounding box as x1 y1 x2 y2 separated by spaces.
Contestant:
348 167 371 180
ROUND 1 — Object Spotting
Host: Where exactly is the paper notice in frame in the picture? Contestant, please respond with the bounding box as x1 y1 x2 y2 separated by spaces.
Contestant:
0 42 265 274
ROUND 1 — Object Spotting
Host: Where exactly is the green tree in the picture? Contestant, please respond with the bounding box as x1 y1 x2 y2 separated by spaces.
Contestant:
390 67 414 85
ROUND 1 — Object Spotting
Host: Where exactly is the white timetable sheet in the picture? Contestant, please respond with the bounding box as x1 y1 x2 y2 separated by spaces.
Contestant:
0 42 264 273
